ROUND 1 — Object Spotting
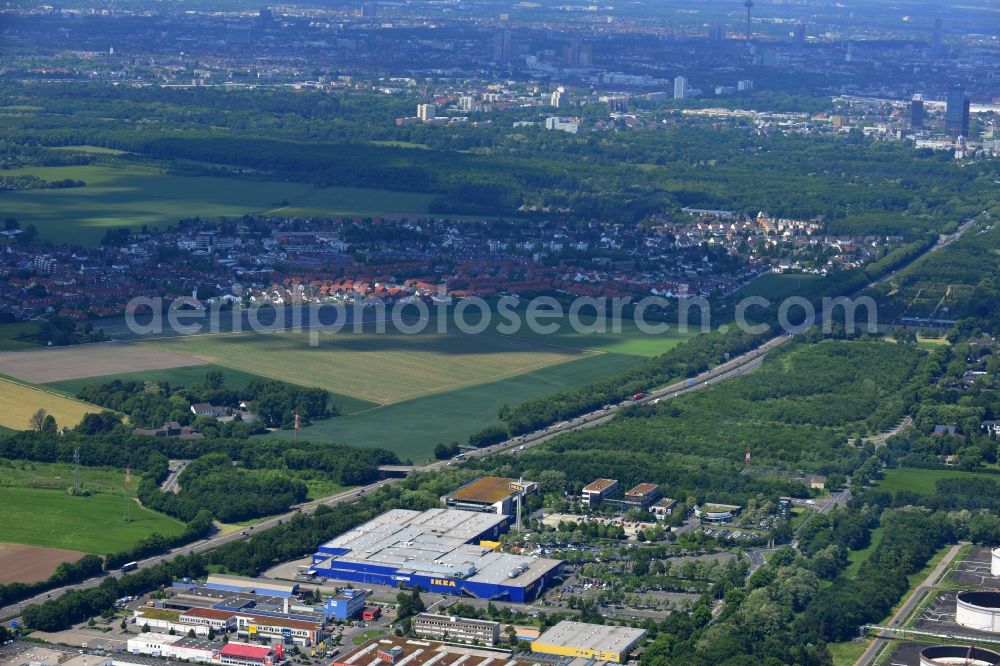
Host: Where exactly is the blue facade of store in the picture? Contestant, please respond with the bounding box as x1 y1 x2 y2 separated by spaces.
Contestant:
308 557 562 603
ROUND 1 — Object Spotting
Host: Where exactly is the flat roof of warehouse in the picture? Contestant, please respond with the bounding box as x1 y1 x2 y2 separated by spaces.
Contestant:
340 637 537 666
535 621 646 652
316 508 560 585
447 477 519 504
321 509 509 551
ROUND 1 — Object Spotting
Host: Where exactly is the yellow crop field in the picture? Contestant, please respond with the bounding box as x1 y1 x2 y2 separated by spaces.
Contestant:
0 378 98 431
141 330 586 405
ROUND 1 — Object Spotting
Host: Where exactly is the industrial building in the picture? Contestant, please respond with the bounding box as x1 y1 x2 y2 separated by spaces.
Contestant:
310 508 563 602
413 613 501 645
444 477 537 516
235 612 323 645
181 607 240 633
205 574 298 598
135 602 325 645
581 479 619 507
128 634 216 661
166 582 330 619
328 588 368 620
126 635 280 666
531 621 646 663
219 643 282 666
956 591 1000 633
334 637 537 666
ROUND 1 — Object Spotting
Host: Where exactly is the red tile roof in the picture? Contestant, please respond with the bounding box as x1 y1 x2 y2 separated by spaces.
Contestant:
220 643 272 660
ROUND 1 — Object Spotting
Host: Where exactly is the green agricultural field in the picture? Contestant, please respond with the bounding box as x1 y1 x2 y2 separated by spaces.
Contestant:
49 145 127 155
0 459 128 494
266 352 646 462
46 364 270 401
733 273 823 300
140 329 584 405
0 486 186 553
0 321 41 351
876 467 1000 496
481 309 696 356
0 163 435 245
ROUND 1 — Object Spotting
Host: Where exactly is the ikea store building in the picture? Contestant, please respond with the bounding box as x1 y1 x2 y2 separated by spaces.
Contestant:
310 508 562 602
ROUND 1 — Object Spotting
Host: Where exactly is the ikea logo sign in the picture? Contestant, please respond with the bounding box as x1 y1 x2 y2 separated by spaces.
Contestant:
430 578 456 588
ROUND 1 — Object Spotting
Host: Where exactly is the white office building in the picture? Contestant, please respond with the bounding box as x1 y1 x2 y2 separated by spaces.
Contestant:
673 76 688 100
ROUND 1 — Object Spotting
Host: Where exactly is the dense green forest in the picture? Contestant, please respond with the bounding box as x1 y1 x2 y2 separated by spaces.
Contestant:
468 338 920 505
2 82 995 232
873 213 1000 323
77 370 335 430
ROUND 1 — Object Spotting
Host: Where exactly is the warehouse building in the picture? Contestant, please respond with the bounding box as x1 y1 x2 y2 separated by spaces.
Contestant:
218 642 280 666
531 621 646 663
444 477 537 515
334 637 537 666
205 574 298 598
164 582 340 622
125 634 278 665
413 613 501 644
310 508 562 602
581 479 619 507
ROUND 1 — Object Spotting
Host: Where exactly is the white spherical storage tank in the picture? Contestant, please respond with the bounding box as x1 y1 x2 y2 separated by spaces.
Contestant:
992 548 1000 577
956 591 1000 632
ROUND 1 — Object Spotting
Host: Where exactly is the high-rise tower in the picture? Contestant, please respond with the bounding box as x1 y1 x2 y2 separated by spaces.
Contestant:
743 0 753 42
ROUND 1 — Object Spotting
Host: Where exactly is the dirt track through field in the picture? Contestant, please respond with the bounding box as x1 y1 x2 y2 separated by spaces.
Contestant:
0 542 88 584
0 341 205 383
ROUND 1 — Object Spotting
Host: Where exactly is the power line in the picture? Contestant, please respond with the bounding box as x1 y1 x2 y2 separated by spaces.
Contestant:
73 446 80 494
123 465 132 522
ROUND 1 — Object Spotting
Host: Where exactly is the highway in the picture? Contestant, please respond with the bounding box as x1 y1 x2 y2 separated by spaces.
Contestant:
159 460 187 494
0 329 792 623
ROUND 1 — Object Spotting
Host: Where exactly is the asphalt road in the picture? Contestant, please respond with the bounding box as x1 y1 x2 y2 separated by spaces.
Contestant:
159 460 188 494
0 328 791 623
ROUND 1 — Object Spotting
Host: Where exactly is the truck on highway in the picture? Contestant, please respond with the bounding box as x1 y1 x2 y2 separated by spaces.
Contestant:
120 561 138 574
